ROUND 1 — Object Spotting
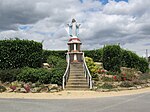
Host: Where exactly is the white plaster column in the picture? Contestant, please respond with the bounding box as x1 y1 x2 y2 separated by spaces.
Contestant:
74 43 76 51
68 45 70 52
74 54 77 61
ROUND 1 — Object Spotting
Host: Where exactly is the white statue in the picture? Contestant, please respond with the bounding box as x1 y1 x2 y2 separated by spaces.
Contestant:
67 19 80 37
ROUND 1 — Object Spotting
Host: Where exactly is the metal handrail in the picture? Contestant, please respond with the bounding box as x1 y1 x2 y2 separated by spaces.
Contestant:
82 53 92 89
62 53 70 89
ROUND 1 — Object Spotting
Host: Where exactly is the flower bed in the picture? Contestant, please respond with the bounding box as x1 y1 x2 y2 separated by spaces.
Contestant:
0 81 61 93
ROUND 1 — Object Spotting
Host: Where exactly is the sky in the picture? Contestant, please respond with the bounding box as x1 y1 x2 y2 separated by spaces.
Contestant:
0 0 150 57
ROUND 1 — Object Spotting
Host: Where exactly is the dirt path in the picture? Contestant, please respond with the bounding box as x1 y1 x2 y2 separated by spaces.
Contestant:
0 87 150 99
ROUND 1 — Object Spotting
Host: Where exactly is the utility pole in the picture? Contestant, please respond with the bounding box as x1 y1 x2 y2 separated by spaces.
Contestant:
146 49 148 61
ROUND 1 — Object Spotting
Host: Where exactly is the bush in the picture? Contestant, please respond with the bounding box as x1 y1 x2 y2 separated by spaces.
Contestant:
84 45 148 73
42 50 66 63
118 72 135 81
85 57 99 76
99 83 113 89
17 67 66 85
101 77 114 82
46 55 66 85
0 85 6 92
0 69 21 82
84 48 103 62
137 57 149 73
121 50 149 73
120 81 134 87
139 73 150 80
50 68 65 85
132 79 143 85
47 55 66 69
1 55 67 85
92 74 99 81
106 71 116 75
0 39 42 69
103 45 122 73
17 67 52 84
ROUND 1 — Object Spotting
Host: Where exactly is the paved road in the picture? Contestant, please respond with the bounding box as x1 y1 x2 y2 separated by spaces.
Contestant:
0 92 150 112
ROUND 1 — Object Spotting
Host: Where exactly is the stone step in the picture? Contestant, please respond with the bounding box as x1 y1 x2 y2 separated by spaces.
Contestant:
67 81 87 84
69 76 86 79
70 68 84 71
65 62 89 90
67 82 87 86
70 71 84 73
70 73 84 75
69 72 84 74
66 85 89 88
70 63 83 65
70 68 83 70
70 65 83 68
65 88 89 91
69 74 85 76
70 64 83 66
68 79 87 82
70 67 83 68
70 68 84 70
68 78 87 83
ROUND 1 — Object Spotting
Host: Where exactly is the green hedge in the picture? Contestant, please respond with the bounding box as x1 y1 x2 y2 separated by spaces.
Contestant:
17 67 65 85
0 68 21 82
16 67 52 84
84 45 148 73
47 55 67 69
0 67 65 85
121 50 149 73
84 49 103 62
42 50 66 63
16 56 66 85
103 45 122 72
0 39 42 69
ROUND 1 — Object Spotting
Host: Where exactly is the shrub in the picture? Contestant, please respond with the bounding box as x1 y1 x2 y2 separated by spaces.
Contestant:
139 73 150 80
120 81 134 87
85 57 99 76
17 67 65 85
137 57 149 73
50 68 65 85
84 45 148 73
92 74 99 81
46 55 66 85
0 69 21 82
121 50 149 73
101 76 114 82
132 79 143 85
10 81 19 91
42 50 66 63
24 84 30 93
0 85 6 92
0 39 42 69
47 55 66 69
106 71 116 75
119 72 135 81
84 48 103 62
17 67 52 84
103 45 122 73
99 83 113 89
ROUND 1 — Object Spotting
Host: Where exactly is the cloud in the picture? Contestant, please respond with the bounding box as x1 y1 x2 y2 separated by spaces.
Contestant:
0 0 150 56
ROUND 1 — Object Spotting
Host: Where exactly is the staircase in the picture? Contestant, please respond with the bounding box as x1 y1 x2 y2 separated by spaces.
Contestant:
66 63 89 90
